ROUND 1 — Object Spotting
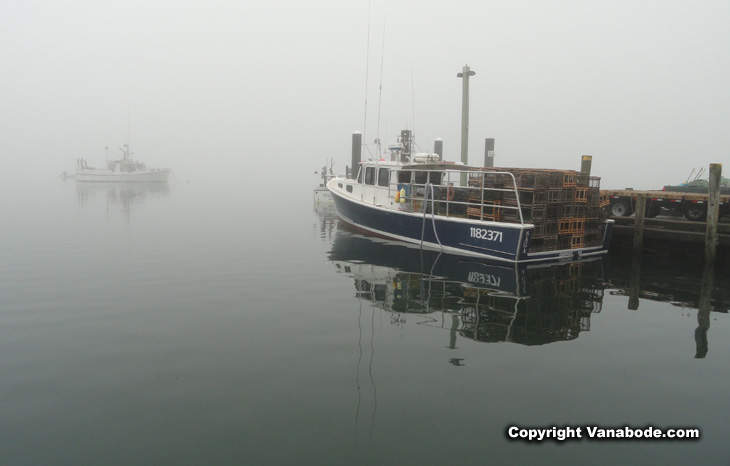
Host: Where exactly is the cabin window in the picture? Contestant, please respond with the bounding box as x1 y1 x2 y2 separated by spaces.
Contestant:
414 171 427 185
430 172 442 185
357 166 363 183
397 171 411 183
346 185 353 193
364 166 375 185
377 168 389 187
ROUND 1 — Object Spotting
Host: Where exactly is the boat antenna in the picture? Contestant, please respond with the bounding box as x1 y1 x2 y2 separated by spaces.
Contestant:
375 16 386 157
362 0 372 157
126 103 131 153
411 62 416 145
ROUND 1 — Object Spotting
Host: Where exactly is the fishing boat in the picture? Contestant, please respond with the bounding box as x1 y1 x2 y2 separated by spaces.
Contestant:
313 159 336 204
76 144 170 182
327 133 614 263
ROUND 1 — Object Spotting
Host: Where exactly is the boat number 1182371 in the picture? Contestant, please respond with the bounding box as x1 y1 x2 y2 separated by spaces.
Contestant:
470 227 503 242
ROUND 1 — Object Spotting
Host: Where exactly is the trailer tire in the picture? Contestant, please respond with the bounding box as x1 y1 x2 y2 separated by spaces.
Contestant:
610 199 631 217
684 206 707 222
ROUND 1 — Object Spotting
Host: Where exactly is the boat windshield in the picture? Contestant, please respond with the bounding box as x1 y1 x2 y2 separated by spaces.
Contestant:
117 162 147 172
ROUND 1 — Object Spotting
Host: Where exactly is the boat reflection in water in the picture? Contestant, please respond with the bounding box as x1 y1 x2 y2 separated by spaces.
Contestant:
76 181 170 223
313 200 338 244
328 223 608 346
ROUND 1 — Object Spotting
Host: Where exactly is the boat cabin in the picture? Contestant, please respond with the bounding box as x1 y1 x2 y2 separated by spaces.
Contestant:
355 157 447 192
108 160 148 173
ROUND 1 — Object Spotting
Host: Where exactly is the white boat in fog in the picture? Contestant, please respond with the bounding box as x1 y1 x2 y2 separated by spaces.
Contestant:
313 159 336 204
76 144 170 182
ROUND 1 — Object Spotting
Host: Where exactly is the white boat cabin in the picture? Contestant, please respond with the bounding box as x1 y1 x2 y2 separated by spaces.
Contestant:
108 160 149 173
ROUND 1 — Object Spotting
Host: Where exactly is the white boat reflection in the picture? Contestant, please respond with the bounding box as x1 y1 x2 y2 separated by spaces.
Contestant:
76 181 170 222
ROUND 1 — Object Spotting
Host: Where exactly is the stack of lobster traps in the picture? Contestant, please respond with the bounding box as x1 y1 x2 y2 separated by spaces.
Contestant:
467 168 608 252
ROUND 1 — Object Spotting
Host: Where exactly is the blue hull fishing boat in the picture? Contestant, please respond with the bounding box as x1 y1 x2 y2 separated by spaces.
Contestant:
327 135 613 263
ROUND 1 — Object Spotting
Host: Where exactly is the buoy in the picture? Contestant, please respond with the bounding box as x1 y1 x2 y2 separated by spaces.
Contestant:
395 190 400 202
399 187 406 203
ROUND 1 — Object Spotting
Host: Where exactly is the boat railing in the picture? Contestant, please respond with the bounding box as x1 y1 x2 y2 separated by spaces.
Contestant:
389 168 526 225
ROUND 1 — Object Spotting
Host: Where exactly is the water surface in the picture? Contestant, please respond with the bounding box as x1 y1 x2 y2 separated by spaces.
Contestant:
0 178 728 465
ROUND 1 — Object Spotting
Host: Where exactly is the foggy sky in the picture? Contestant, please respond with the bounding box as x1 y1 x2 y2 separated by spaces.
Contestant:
2 0 729 190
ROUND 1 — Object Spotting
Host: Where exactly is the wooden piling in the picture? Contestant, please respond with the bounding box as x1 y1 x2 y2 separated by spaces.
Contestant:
484 138 495 168
628 191 645 310
434 138 444 161
351 131 362 180
633 193 647 255
580 155 592 175
704 163 722 264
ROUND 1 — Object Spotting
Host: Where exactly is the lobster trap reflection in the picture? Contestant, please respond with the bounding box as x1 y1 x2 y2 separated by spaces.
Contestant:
329 227 608 346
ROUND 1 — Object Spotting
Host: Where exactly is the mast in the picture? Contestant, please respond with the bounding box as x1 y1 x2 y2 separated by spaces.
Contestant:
120 144 133 163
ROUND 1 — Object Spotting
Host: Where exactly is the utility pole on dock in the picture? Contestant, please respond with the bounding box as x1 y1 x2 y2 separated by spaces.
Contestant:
457 65 475 167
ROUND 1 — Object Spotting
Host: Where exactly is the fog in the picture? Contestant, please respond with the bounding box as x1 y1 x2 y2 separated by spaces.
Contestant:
2 0 729 191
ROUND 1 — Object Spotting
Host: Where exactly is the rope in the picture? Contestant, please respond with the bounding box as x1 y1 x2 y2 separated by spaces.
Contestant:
420 183 443 251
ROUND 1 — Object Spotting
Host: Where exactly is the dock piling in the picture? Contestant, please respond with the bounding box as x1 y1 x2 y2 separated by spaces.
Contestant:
633 194 647 255
580 155 592 175
704 163 722 264
434 138 443 161
484 138 495 168
351 131 362 180
628 190 645 310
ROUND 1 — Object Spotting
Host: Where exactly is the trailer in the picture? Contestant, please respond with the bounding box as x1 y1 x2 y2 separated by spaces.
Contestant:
601 189 730 221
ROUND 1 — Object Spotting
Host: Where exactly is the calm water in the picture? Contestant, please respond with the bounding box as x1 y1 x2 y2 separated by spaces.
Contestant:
1 178 729 465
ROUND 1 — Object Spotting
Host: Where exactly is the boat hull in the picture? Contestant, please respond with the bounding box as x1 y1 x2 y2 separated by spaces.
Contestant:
76 168 170 182
329 182 613 263
313 186 334 204
330 224 609 298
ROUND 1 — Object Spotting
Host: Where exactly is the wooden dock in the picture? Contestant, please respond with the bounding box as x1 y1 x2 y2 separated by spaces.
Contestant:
602 164 728 264
610 216 730 245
